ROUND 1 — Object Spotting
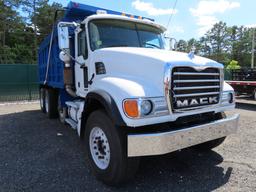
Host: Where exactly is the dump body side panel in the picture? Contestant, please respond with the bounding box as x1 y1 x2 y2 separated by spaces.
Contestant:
38 29 68 88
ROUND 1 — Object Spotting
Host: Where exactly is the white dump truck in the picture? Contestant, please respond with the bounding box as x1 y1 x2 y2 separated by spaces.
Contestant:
38 2 239 185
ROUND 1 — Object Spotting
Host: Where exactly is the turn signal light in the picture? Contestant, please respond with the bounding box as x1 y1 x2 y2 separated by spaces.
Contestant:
123 100 139 118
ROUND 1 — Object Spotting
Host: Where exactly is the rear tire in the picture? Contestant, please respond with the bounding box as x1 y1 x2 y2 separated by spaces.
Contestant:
39 88 46 113
58 94 67 124
84 110 140 186
45 88 58 119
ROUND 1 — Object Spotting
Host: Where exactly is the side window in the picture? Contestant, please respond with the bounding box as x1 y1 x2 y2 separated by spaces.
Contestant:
78 30 88 59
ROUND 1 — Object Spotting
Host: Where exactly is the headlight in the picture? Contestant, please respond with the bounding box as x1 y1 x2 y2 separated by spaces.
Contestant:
123 97 168 118
140 100 152 115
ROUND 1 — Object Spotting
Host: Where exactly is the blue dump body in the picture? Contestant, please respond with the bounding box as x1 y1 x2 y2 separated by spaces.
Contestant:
38 1 153 88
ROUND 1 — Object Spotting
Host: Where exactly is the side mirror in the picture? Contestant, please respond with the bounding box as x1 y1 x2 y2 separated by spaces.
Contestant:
169 38 177 51
164 35 177 51
58 24 70 50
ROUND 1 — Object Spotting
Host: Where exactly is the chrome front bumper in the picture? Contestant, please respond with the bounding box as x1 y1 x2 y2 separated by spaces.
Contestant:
128 114 239 157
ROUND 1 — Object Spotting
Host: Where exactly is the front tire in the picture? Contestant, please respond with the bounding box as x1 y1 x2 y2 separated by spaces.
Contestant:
85 110 140 186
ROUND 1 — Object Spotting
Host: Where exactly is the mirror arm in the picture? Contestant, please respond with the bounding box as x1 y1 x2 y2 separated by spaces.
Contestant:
59 22 79 28
80 64 86 69
61 49 85 66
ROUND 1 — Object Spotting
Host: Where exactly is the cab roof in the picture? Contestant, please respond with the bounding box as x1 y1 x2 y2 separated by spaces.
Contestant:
64 1 154 22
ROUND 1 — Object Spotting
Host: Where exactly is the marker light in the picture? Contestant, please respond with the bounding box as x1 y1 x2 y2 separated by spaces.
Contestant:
96 10 107 15
124 100 139 118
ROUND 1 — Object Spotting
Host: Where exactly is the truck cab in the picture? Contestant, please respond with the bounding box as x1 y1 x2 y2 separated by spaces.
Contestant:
38 2 239 185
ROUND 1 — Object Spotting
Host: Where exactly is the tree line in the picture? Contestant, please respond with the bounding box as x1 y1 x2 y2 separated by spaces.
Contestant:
176 21 254 68
0 1 255 67
0 0 62 64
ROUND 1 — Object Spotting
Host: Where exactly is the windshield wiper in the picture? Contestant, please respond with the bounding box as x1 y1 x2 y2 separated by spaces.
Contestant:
107 44 129 48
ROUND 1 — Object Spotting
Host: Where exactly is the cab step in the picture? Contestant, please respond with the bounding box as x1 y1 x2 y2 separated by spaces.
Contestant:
65 118 77 130
66 101 80 109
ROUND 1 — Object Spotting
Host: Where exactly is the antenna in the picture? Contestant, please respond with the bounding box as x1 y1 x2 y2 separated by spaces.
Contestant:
252 28 255 68
166 0 178 30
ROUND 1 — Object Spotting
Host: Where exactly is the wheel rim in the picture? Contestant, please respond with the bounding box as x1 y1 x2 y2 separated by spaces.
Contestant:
40 89 44 109
45 91 49 113
89 127 110 170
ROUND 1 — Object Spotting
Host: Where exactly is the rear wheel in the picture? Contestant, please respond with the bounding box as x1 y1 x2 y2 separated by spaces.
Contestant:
58 94 67 124
45 88 58 119
39 88 46 113
85 110 140 186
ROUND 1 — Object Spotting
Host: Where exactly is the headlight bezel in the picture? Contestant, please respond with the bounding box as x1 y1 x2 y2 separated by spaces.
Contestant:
123 97 169 119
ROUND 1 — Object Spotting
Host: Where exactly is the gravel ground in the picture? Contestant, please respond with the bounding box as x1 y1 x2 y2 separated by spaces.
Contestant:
0 102 255 192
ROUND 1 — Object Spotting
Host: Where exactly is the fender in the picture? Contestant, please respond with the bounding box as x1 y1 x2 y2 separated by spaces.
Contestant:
80 90 126 138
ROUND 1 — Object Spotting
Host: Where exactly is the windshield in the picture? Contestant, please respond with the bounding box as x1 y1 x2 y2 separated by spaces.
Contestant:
89 19 165 51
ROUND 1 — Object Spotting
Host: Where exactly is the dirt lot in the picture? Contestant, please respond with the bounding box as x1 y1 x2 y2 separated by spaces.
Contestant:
0 102 255 192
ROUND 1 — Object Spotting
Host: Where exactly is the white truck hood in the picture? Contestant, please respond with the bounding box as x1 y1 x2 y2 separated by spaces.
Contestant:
91 47 223 97
95 47 222 66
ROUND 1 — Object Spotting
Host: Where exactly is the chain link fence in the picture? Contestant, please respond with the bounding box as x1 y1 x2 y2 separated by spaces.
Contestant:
0 64 38 102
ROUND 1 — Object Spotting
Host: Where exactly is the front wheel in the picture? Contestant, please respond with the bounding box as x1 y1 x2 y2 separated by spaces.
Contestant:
84 110 140 186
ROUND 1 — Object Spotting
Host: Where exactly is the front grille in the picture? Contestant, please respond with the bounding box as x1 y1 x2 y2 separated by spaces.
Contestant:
171 67 221 111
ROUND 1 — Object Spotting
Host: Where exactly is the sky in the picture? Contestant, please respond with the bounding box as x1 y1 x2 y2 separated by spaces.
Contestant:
49 0 256 40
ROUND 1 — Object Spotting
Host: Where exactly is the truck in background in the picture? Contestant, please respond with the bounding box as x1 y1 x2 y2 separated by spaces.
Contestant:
38 1 239 185
226 68 256 100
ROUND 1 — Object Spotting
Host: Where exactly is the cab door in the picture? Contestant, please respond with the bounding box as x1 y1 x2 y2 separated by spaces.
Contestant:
74 26 89 97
